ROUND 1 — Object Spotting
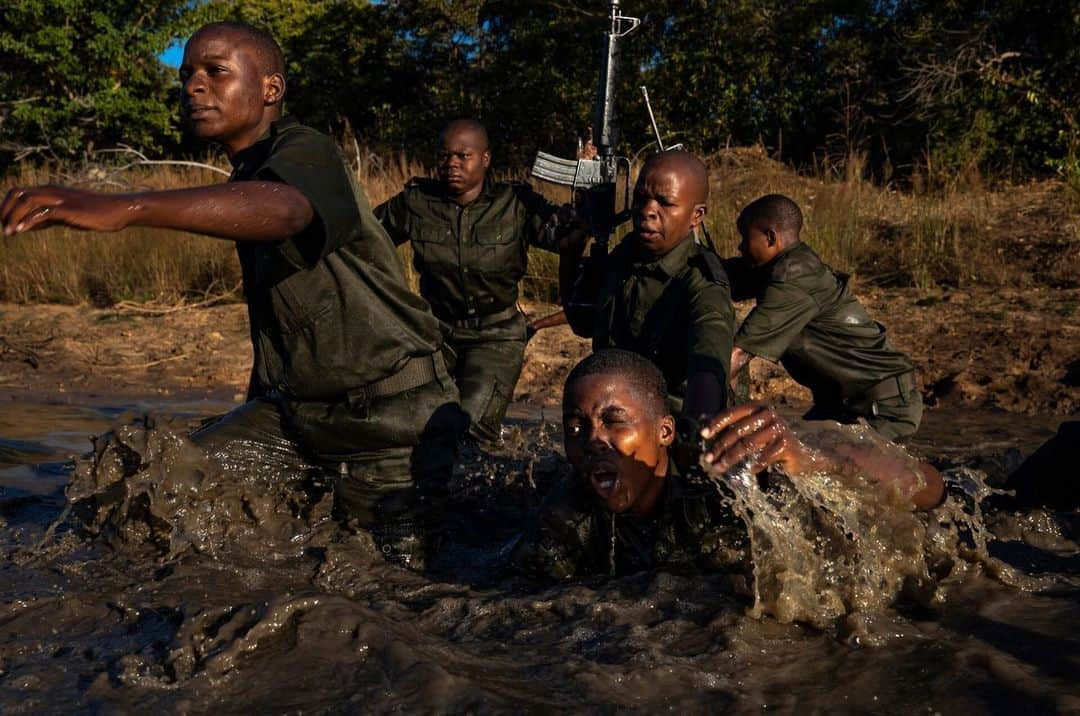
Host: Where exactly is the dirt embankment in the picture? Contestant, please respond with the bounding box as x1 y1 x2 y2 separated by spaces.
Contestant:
1 289 1077 415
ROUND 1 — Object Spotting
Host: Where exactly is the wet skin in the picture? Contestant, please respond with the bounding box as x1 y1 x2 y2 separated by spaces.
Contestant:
630 155 707 258
437 124 491 206
563 374 675 516
0 26 311 242
700 403 945 510
179 27 283 157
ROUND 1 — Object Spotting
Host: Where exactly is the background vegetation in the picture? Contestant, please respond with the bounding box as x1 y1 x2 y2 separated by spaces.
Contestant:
2 0 1077 183
0 0 1077 306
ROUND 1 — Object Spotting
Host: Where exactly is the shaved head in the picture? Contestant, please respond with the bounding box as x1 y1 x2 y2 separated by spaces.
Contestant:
737 193 803 236
641 150 708 205
565 349 669 419
440 119 489 151
191 22 286 79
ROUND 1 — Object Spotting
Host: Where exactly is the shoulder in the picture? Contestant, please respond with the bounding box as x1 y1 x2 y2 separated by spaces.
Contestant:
384 177 442 211
270 121 338 156
402 176 442 195
687 245 731 288
771 242 825 282
503 180 554 212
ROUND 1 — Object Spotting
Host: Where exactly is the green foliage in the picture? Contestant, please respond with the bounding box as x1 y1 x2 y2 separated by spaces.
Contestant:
0 0 202 162
2 0 1076 184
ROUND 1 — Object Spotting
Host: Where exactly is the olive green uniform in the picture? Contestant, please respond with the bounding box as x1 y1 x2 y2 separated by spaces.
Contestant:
730 243 922 440
189 118 465 558
566 236 736 413
509 464 749 579
377 177 559 442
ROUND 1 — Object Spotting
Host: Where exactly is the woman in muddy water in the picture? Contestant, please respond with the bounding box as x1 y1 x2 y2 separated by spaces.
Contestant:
509 349 945 624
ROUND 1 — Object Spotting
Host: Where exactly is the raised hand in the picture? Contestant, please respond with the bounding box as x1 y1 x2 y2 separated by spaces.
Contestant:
700 403 816 477
1 186 133 236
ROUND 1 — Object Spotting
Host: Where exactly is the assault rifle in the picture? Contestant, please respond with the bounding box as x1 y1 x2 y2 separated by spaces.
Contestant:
530 0 640 317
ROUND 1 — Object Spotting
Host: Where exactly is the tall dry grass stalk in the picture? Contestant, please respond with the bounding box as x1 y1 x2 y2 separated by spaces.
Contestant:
0 145 1069 305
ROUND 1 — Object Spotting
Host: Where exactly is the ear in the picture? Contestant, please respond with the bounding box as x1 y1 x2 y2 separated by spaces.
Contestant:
264 73 286 106
481 149 491 170
689 203 707 230
764 227 778 246
657 414 676 448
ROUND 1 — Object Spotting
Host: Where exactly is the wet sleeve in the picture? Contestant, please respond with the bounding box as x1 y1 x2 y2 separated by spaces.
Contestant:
686 278 737 385
735 280 818 361
253 130 361 269
375 191 412 246
508 480 593 580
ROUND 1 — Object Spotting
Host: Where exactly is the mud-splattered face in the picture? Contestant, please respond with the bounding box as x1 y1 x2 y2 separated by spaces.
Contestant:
179 27 282 156
563 373 674 515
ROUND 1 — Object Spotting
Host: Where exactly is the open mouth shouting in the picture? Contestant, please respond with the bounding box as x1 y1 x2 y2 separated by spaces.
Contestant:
586 460 621 501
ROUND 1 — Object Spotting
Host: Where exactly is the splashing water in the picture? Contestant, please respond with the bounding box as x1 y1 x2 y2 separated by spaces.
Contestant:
697 421 1046 630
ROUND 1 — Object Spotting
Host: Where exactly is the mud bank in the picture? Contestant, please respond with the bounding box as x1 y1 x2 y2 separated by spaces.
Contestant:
2 287 1078 414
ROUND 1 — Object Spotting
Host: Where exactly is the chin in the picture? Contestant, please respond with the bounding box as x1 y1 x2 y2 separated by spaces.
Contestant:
186 123 220 142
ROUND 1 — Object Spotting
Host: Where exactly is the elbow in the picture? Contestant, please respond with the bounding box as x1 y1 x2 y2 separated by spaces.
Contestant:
281 196 315 237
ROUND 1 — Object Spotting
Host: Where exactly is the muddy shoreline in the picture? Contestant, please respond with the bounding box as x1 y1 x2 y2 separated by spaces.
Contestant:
2 286 1077 415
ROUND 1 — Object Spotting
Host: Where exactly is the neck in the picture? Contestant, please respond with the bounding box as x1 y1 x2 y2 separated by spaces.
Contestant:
449 182 485 206
631 453 670 517
224 110 281 161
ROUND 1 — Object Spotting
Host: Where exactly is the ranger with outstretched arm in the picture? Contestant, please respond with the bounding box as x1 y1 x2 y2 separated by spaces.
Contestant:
0 22 465 569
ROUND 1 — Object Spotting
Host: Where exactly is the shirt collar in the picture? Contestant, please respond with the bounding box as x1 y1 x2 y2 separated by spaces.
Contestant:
762 241 804 272
228 116 298 175
630 234 696 278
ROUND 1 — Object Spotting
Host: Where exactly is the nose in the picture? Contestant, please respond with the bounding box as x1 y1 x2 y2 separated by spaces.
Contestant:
635 198 659 221
183 72 206 98
585 423 611 455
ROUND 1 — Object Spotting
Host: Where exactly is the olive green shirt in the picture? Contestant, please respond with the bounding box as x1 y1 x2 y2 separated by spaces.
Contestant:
731 243 915 399
569 235 736 402
229 118 444 401
376 177 558 322
509 464 749 580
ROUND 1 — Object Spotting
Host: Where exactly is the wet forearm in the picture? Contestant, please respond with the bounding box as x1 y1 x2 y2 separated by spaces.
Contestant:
821 443 945 510
126 182 313 242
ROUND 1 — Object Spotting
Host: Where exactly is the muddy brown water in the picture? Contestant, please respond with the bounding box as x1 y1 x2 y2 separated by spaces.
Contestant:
0 399 1077 713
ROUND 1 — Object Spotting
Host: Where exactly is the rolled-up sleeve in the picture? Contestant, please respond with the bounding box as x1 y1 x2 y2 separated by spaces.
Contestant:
254 131 361 269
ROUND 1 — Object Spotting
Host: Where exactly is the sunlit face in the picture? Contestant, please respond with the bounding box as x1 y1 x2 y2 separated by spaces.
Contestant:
437 127 490 198
563 373 675 516
737 221 780 267
631 163 706 256
179 28 280 156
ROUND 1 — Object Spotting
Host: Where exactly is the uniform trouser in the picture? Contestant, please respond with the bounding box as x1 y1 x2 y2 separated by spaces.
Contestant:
803 387 924 442
448 312 528 443
189 359 465 527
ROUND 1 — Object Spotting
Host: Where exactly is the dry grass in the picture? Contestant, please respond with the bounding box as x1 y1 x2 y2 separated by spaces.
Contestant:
1 145 1076 306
